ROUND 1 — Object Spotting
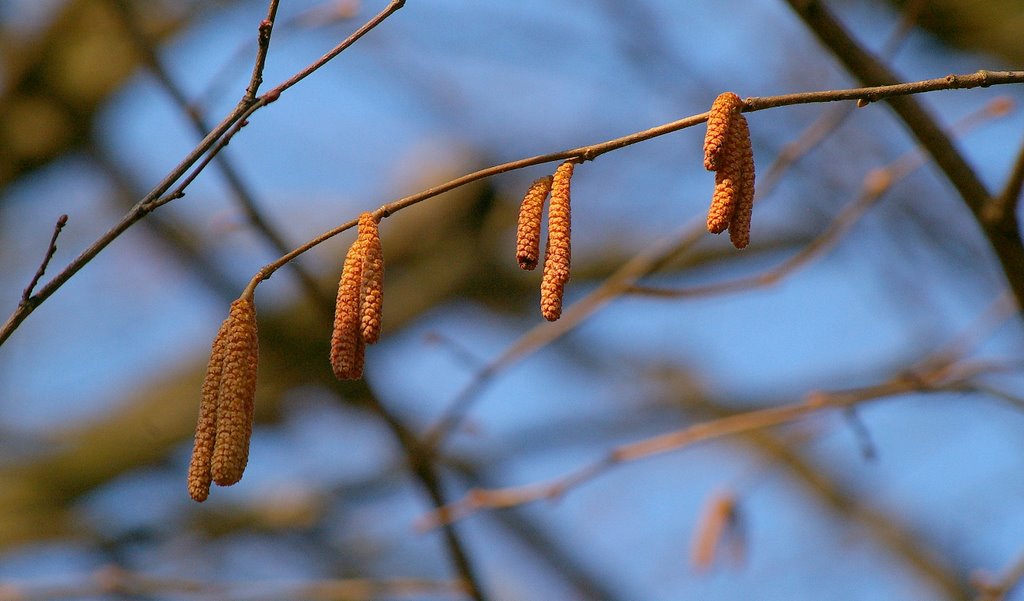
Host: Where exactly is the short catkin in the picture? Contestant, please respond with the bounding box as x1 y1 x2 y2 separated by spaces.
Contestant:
331 234 365 380
703 92 743 171
541 161 574 321
516 175 553 270
210 297 259 487
358 213 384 343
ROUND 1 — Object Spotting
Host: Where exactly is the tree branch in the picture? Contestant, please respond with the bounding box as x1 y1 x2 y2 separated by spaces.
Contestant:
109 0 333 318
783 0 1024 311
0 0 406 347
246 70 1024 297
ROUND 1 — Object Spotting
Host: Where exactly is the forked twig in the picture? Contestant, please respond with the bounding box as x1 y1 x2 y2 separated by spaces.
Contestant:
20 215 68 305
0 0 407 347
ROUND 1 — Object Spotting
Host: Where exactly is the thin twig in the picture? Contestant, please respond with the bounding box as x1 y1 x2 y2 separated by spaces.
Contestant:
0 0 406 347
20 215 68 305
110 0 332 318
418 355 1006 530
783 0 1024 312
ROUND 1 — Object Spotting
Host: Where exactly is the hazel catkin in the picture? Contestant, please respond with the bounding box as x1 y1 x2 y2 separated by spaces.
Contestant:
358 213 384 344
187 325 227 502
516 175 553 271
728 117 755 249
331 235 365 380
703 92 755 248
540 161 574 321
210 297 259 487
703 92 743 171
706 136 743 234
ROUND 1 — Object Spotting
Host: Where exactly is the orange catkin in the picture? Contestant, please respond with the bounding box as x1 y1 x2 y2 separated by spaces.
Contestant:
188 324 227 502
358 213 384 344
540 161 574 321
331 235 365 380
703 91 755 247
540 273 565 322
703 92 743 171
516 175 553 270
211 297 259 487
728 116 755 249
706 136 743 234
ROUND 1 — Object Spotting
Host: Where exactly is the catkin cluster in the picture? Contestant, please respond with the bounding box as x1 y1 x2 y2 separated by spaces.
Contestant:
188 296 259 502
331 212 385 380
515 161 575 321
703 92 756 249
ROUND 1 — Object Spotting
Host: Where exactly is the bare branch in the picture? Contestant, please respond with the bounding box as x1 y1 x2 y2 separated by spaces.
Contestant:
783 0 1024 313
418 355 1011 530
109 0 332 318
19 215 68 306
246 70 1024 298
0 0 407 347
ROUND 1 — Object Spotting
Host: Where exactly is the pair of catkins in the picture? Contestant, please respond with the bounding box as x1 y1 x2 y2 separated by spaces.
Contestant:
187 213 384 501
187 93 754 500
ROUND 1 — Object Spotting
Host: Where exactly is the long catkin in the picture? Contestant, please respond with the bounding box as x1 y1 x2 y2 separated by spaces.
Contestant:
358 213 384 344
516 175 553 271
188 324 228 502
728 116 755 249
210 297 259 487
331 235 365 380
703 92 743 171
541 162 574 321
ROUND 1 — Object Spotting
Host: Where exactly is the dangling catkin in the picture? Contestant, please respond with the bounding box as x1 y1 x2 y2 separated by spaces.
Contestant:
516 175 553 271
703 92 755 248
331 235 365 380
728 116 755 249
541 161 574 321
211 296 259 487
703 92 743 171
706 137 743 234
540 273 565 322
188 325 227 502
358 213 384 344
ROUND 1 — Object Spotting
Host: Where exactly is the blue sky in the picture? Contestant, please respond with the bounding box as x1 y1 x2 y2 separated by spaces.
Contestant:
2 1 1024 599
